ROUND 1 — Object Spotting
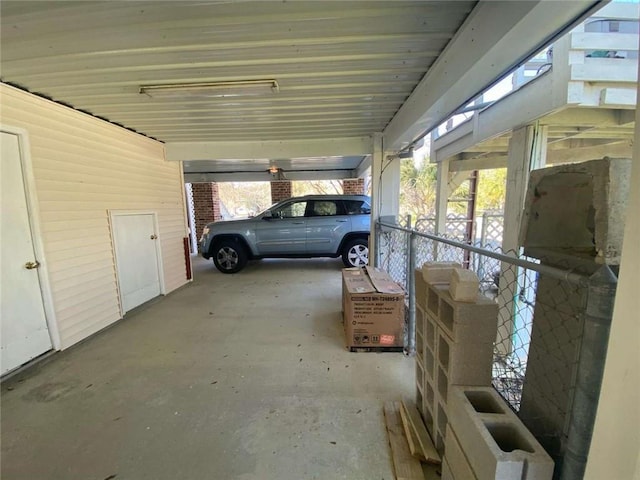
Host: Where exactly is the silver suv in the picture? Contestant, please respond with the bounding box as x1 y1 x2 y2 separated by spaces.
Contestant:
200 194 371 273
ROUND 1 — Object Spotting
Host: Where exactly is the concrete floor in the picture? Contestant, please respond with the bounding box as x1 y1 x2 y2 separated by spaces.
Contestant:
1 256 418 480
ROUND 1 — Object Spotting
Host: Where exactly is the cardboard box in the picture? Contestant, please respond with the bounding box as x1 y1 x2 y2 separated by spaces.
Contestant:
342 266 405 348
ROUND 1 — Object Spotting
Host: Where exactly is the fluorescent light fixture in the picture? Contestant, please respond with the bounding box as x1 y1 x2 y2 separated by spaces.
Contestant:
140 80 279 98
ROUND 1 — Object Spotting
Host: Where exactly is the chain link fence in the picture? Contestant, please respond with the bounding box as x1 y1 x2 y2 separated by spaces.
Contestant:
380 212 504 289
375 218 617 477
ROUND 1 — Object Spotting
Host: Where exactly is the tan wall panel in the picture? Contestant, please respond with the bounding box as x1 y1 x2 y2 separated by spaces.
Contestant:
0 84 189 349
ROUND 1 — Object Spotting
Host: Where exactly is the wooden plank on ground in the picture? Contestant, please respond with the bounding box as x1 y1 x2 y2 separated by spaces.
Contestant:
401 399 442 465
399 400 427 461
383 401 425 480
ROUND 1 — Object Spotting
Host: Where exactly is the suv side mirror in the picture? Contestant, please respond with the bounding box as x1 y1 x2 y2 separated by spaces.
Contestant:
262 210 273 220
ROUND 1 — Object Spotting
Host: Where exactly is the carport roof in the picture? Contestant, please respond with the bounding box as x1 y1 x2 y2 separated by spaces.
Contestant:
0 1 604 181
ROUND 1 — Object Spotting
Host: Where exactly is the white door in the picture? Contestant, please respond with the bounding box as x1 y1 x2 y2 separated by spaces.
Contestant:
1 131 52 375
111 213 161 313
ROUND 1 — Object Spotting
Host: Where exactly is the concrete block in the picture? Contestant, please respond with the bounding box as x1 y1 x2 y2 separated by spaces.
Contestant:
416 357 425 390
422 261 462 284
435 399 448 453
449 268 480 302
436 289 498 343
425 342 435 381
423 393 435 438
425 378 435 412
426 284 448 318
448 386 555 480
415 268 428 310
437 364 449 405
437 328 494 386
416 327 424 366
416 304 425 339
520 157 631 266
425 310 437 352
445 424 478 480
417 383 423 412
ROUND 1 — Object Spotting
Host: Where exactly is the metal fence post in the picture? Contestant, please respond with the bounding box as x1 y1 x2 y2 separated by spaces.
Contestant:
476 212 489 283
406 215 416 356
480 211 489 247
561 265 618 480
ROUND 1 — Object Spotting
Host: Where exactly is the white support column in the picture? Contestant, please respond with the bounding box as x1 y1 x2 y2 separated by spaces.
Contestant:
434 158 451 235
496 124 548 356
370 133 401 266
502 124 548 253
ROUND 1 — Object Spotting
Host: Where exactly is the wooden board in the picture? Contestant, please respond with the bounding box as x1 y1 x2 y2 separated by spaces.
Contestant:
401 400 441 465
399 400 427 461
383 401 425 480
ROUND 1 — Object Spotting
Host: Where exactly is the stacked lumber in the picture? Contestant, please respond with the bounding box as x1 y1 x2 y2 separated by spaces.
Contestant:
383 400 441 480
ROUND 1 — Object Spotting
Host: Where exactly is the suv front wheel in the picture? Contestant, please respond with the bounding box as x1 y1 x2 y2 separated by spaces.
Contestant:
212 239 248 274
342 238 368 267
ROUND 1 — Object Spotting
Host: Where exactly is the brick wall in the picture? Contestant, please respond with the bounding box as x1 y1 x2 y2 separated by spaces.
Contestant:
271 180 292 203
192 182 221 244
343 178 365 195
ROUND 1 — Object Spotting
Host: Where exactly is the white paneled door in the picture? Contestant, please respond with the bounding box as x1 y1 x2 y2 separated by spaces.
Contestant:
111 213 161 313
1 131 52 375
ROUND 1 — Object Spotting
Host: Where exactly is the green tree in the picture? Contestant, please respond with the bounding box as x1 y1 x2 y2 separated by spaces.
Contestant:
398 161 506 220
475 168 506 213
218 181 271 217
399 158 438 218
292 180 343 196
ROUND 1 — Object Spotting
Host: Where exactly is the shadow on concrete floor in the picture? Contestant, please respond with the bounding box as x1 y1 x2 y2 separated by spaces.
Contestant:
1 256 415 480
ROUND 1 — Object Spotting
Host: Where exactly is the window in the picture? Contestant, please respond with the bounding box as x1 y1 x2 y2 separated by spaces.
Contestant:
273 201 307 218
311 200 338 216
343 200 371 215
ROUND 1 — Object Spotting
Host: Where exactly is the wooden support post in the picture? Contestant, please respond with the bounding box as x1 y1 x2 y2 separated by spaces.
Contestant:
496 124 547 356
434 158 451 236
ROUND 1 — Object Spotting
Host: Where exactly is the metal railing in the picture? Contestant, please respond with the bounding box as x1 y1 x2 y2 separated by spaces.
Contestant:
375 218 617 479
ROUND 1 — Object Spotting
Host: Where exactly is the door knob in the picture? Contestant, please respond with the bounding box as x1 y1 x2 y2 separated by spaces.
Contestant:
150 234 158 240
25 260 40 270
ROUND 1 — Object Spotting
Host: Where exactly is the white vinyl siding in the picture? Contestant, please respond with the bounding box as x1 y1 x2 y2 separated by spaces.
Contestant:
0 84 189 349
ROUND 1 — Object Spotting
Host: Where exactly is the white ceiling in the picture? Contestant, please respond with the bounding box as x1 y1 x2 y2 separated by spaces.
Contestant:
0 1 604 181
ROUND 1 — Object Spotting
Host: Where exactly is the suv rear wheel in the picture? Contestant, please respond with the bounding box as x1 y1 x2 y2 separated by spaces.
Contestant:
342 238 368 267
212 239 248 274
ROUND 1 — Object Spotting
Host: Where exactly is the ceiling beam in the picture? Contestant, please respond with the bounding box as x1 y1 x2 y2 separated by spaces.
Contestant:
355 155 372 178
542 108 626 127
383 0 605 152
184 169 356 183
547 137 630 150
166 136 373 161
618 109 637 126
450 154 508 172
546 140 633 164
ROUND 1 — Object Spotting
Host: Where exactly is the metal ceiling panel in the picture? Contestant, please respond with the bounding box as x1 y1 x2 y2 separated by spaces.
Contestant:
1 1 475 144
1 0 604 180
